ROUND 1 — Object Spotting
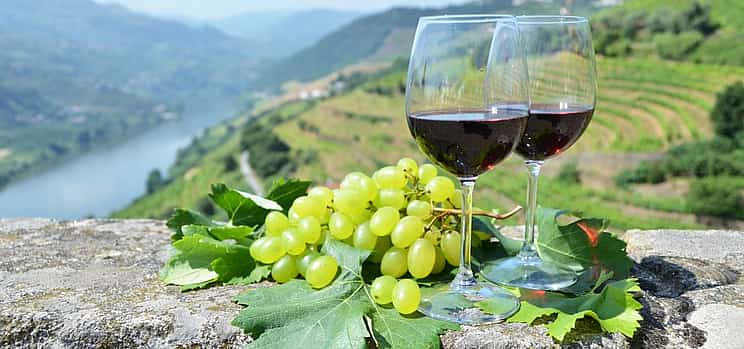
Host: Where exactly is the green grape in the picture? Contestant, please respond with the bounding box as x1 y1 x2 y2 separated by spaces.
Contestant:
347 207 372 225
353 221 378 250
259 236 286 264
417 164 438 184
306 255 338 288
425 176 455 202
341 172 378 202
373 166 407 189
396 158 418 177
271 255 298 283
406 200 432 219
318 207 331 224
328 212 355 239
297 216 321 243
265 211 290 236
292 195 325 218
369 206 400 236
423 226 442 245
370 275 397 305
440 231 461 266
333 189 366 215
392 279 421 314
380 247 408 277
369 236 391 263
281 229 306 256
447 189 462 209
376 188 407 210
296 251 320 276
407 238 436 279
391 216 424 248
249 237 268 261
308 186 333 206
432 247 446 274
287 207 301 222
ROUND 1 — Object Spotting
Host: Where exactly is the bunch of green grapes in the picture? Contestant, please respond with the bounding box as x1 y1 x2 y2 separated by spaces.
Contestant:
251 158 489 314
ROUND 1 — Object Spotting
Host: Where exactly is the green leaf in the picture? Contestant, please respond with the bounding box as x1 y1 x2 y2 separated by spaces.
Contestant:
209 225 255 241
209 181 310 226
226 265 271 285
160 234 257 290
166 208 217 240
160 261 218 286
476 217 523 256
232 239 457 349
536 208 633 279
494 278 643 341
370 306 459 349
265 178 312 211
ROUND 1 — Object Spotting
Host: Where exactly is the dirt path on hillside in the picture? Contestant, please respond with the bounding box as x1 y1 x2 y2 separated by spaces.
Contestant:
240 151 265 196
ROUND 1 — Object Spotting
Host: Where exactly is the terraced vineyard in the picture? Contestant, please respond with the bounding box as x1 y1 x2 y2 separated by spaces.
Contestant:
117 57 744 230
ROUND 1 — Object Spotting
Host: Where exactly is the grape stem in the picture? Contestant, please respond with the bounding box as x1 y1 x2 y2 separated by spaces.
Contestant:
431 206 522 220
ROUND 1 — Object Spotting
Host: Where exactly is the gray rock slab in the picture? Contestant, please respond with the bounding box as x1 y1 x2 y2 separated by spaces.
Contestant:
625 229 744 272
687 304 744 349
3 220 744 348
0 219 250 348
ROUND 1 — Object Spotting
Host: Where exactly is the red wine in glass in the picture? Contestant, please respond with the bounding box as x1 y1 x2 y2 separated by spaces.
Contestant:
515 104 594 161
407 108 528 177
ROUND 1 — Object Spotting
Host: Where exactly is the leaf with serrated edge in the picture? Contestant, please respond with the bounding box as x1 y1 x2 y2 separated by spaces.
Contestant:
232 239 457 349
160 261 218 286
536 208 632 279
226 265 271 285
167 208 217 240
497 278 643 341
237 189 283 210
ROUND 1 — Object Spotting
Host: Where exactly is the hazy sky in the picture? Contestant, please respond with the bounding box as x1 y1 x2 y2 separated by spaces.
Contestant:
95 0 471 20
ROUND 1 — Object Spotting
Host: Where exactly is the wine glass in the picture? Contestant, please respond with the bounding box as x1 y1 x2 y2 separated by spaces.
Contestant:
481 16 597 290
406 15 528 324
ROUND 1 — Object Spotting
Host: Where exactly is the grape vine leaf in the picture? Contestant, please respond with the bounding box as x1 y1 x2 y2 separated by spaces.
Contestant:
231 238 458 349
488 208 632 279
167 208 218 241
477 274 643 341
209 180 310 226
160 233 256 291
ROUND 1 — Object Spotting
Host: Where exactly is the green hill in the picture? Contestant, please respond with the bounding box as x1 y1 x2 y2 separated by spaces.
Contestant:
255 0 602 89
591 0 744 65
0 0 258 188
115 57 744 230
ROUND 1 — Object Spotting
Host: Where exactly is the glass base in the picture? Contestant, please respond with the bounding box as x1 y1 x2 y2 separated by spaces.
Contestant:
418 282 520 325
481 253 577 291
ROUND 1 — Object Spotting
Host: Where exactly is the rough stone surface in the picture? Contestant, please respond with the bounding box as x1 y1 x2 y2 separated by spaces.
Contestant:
2 221 744 348
0 219 250 348
687 304 744 349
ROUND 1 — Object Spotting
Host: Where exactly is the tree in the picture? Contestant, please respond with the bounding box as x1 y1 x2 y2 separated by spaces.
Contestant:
687 177 743 219
711 81 744 139
146 169 164 194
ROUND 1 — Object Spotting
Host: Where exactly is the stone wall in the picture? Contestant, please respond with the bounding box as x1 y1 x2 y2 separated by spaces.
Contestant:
1 219 742 348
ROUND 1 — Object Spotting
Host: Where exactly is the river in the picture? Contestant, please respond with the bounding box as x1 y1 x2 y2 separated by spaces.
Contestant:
0 100 237 219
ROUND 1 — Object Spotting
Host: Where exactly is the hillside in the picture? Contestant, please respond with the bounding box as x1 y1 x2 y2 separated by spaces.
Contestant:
213 9 362 58
115 57 744 230
591 0 744 65
254 0 602 89
0 0 258 189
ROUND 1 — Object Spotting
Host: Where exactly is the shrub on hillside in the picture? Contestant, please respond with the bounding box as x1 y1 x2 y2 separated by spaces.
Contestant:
687 177 744 219
654 31 703 60
557 161 581 184
240 123 293 178
146 169 164 194
711 81 744 139
615 160 665 187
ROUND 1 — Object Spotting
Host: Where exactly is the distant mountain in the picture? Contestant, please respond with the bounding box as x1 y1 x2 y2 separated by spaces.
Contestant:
0 0 258 102
254 0 601 89
0 0 258 188
213 9 362 58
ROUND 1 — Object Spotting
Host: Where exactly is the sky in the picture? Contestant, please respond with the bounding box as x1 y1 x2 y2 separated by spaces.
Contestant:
95 0 471 20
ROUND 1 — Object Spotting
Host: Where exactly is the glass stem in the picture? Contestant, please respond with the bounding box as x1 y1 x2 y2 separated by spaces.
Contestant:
519 160 543 258
451 178 477 290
